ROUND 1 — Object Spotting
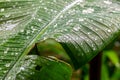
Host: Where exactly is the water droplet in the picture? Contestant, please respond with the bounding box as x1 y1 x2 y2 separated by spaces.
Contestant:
5 63 10 67
11 53 14 55
4 48 9 54
99 19 103 21
2 21 18 31
86 39 90 42
26 30 30 34
38 19 42 22
82 8 94 14
26 36 30 39
20 29 24 32
104 0 112 5
93 47 96 51
5 14 11 18
73 25 80 31
54 10 57 13
78 18 84 22
53 0 57 3
76 0 84 5
107 29 111 32
53 24 58 28
12 5 16 8
95 28 99 31
87 32 92 35
20 67 25 71
60 15 63 18
94 38 97 41
32 4 35 7
0 8 5 12
15 53 18 55
68 9 76 15
44 7 48 11
3 70 7 73
7 77 12 80
0 68 2 70
18 7 21 9
80 43 83 45
66 19 73 25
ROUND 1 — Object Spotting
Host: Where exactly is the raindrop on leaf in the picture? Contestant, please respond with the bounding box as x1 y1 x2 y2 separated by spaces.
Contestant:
104 0 112 5
5 63 10 68
107 29 111 33
0 8 5 12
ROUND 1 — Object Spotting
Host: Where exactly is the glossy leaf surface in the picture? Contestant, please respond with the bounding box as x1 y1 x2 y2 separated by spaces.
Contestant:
0 0 120 79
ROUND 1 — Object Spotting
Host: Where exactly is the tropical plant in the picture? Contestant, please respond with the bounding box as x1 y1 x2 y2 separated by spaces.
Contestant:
0 0 120 80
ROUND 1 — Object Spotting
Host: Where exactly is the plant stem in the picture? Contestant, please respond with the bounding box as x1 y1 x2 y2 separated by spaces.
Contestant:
89 52 102 80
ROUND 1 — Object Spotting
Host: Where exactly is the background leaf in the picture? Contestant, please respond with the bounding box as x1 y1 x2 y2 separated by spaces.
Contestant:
103 50 120 68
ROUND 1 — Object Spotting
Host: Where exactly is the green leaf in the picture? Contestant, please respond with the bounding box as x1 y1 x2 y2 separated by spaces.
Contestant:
0 0 120 79
101 65 109 80
103 50 120 68
15 55 72 80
